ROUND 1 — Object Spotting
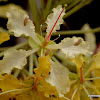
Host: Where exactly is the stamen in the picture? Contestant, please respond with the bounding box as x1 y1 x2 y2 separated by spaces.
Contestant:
42 7 65 47
40 24 43 36
0 88 32 96
47 8 65 39
24 17 28 26
71 86 78 100
74 39 82 46
83 85 93 100
63 96 70 100
80 63 85 84
33 76 40 90
53 34 60 42
85 77 100 81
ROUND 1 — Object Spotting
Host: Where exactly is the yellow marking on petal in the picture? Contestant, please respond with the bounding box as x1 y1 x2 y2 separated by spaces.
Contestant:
34 55 51 78
0 32 10 44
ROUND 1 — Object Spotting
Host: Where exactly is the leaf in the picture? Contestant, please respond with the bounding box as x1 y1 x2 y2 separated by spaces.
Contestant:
34 55 51 78
7 9 41 45
82 24 96 52
47 36 91 58
0 49 38 74
0 3 26 18
45 60 70 97
45 5 65 35
0 32 10 44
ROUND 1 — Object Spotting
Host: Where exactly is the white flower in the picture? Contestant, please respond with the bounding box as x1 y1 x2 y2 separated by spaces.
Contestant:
0 48 38 74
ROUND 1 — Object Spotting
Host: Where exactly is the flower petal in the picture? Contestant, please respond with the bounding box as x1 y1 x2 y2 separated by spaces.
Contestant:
47 37 91 58
0 32 10 44
7 9 41 45
45 5 65 35
0 3 26 18
45 61 70 97
0 48 38 74
82 24 96 52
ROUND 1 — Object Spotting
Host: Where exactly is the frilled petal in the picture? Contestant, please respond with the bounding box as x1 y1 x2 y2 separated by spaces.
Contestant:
0 32 10 44
0 48 38 74
47 37 91 58
0 4 26 18
45 5 65 35
7 9 41 45
45 61 70 97
0 74 21 92
82 24 96 52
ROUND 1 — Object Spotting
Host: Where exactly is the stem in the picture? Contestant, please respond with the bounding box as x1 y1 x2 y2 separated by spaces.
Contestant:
28 0 40 32
0 47 10 51
64 0 92 19
83 85 93 100
53 0 73 8
0 41 28 57
45 27 100 36
42 0 52 21
85 77 100 81
14 69 21 78
23 69 29 76
33 54 39 68
66 0 81 11
0 27 14 36
41 0 45 13
29 54 34 75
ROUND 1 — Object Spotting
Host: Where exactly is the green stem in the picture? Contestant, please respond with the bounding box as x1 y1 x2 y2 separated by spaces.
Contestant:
0 47 10 51
29 54 34 75
28 0 40 32
66 0 81 11
14 69 21 78
41 0 45 12
42 0 52 21
0 41 28 57
23 69 29 76
33 54 39 68
44 27 100 36
53 0 73 8
64 0 92 19
0 27 14 36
